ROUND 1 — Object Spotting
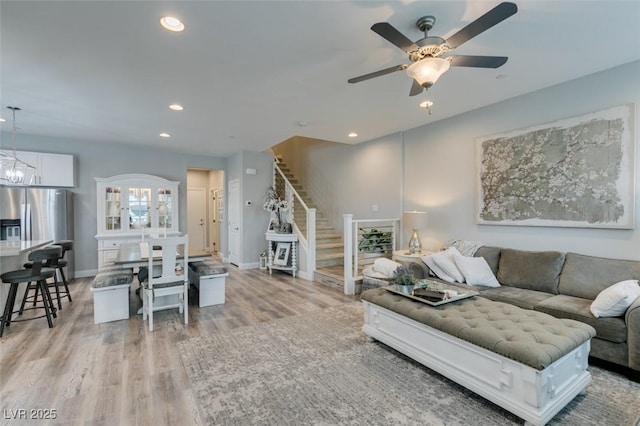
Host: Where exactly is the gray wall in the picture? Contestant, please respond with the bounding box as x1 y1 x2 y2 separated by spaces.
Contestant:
403 60 640 260
226 150 274 267
274 134 404 233
0 134 226 276
275 61 639 261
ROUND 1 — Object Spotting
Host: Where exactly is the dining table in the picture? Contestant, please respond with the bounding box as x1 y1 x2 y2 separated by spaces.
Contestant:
112 242 212 314
113 242 211 268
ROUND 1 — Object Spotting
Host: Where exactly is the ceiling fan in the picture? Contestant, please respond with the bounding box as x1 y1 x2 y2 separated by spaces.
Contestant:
348 2 518 96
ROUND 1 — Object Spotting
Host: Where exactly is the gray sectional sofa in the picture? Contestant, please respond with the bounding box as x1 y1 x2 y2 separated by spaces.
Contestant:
409 246 640 374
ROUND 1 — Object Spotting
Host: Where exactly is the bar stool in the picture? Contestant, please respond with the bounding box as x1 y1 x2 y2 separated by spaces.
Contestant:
20 240 73 311
0 246 61 337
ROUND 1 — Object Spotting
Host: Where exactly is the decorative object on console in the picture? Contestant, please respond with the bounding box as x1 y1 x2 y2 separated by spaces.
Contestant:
273 242 291 266
403 210 428 254
477 103 635 229
263 186 290 233
0 106 36 185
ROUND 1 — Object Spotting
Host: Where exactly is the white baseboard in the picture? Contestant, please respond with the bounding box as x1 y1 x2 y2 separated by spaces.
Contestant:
237 262 259 270
75 269 98 278
297 270 313 282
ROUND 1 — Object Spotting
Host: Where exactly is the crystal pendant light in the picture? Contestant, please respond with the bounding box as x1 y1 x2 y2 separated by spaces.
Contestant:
0 106 36 185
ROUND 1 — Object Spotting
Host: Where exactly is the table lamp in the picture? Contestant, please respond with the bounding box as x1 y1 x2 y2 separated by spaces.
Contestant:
403 211 428 254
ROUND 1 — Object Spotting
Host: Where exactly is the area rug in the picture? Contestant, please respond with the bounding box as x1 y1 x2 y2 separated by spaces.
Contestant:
178 304 640 425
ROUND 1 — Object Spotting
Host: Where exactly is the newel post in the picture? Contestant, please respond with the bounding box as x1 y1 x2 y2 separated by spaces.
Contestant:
343 214 354 295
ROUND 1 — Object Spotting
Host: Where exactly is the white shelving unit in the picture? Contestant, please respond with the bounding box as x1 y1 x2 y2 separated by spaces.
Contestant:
265 231 298 277
95 174 179 269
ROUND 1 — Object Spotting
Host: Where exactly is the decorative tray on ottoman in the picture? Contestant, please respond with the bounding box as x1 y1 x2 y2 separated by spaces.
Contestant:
385 280 478 306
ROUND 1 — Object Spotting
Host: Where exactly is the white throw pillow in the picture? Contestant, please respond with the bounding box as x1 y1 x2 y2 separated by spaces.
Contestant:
453 255 500 287
422 247 465 283
590 280 640 318
422 255 454 282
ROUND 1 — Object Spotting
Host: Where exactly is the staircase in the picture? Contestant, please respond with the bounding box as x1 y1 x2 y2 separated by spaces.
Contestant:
276 161 346 286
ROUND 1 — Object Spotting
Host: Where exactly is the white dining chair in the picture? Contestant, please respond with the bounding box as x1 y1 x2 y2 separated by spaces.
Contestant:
141 235 189 331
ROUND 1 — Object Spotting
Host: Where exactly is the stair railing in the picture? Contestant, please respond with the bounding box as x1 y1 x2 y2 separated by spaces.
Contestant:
274 162 316 279
343 214 400 295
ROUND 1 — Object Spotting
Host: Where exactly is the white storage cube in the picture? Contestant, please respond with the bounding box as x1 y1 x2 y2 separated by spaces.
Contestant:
91 283 130 324
192 273 228 307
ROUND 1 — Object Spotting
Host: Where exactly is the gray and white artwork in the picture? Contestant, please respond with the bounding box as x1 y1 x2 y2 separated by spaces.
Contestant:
477 104 635 228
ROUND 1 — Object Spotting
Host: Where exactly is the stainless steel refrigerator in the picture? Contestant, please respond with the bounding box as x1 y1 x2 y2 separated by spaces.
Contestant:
0 186 74 278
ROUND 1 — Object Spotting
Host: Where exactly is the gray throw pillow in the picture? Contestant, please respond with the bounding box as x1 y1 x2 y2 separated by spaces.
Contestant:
497 249 566 294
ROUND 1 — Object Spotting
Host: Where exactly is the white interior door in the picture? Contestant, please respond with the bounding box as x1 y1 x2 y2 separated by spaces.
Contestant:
228 179 240 265
187 187 207 250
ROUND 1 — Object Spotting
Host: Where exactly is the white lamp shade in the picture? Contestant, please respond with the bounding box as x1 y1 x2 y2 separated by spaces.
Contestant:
403 211 428 230
406 57 450 87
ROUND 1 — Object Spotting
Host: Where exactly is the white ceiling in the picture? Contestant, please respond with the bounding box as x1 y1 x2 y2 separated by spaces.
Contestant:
1 1 639 158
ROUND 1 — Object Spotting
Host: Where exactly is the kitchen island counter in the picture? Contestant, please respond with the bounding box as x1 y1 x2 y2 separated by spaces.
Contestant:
0 240 53 257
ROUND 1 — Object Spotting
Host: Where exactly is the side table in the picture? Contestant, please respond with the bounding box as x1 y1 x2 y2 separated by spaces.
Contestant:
265 231 298 277
392 250 433 266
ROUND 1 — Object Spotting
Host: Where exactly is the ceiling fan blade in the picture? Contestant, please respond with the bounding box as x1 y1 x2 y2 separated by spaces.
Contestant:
348 64 408 84
409 79 424 96
371 22 419 52
448 55 508 68
444 2 518 49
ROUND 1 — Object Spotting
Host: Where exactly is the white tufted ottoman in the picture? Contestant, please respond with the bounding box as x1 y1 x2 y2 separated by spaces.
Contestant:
361 288 596 426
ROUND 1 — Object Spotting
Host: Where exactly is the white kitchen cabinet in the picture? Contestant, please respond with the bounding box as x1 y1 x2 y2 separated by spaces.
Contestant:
95 174 180 269
14 150 74 187
39 152 74 186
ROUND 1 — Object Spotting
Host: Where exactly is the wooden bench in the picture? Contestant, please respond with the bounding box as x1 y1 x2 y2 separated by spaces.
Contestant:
361 288 596 426
188 261 228 307
90 268 133 324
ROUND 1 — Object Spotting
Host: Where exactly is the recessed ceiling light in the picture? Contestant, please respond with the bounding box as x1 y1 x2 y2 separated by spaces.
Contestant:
0 117 5 123
348 132 358 138
169 104 184 111
160 16 185 32
159 133 171 138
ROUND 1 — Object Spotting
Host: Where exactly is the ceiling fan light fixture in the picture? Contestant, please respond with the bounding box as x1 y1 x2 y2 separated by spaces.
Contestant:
406 57 450 88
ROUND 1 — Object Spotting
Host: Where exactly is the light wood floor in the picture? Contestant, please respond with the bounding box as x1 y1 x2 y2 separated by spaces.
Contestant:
0 266 359 425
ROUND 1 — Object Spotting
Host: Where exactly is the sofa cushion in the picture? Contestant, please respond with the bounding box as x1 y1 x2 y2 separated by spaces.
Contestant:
474 246 501 276
453 255 500 287
422 248 465 283
590 280 640 318
534 295 627 344
497 249 565 294
558 253 640 300
479 287 555 310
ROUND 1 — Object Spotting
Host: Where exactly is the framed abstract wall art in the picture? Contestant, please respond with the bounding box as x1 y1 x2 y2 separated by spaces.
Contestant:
476 104 635 229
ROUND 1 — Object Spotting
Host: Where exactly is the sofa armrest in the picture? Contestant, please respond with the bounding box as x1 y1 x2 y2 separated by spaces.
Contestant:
625 296 640 371
408 260 431 279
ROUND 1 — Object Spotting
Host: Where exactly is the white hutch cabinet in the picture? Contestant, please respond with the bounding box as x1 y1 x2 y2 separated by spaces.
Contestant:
95 174 180 269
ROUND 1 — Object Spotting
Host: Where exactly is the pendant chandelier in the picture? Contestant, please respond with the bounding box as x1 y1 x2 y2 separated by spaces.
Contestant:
0 106 36 185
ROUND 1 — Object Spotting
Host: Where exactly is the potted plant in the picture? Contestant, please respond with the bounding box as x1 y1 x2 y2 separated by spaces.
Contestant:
393 265 417 294
263 187 291 233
